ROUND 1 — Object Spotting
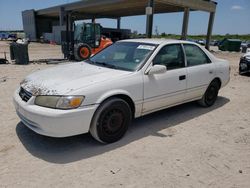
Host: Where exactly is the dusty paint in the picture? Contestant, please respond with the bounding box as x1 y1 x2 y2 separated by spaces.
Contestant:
19 62 130 96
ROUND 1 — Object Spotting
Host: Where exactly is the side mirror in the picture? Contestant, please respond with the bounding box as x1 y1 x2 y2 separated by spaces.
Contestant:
148 65 167 75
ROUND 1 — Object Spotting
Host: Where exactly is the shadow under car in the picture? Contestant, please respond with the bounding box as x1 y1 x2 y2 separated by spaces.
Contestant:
16 96 230 164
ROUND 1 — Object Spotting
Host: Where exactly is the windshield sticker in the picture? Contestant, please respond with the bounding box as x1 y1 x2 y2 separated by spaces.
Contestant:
137 45 155 51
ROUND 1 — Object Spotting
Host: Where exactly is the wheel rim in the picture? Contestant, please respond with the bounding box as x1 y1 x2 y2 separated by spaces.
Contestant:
79 47 90 59
102 109 125 135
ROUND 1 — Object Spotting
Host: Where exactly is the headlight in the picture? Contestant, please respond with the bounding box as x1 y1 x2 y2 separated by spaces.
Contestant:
35 96 84 109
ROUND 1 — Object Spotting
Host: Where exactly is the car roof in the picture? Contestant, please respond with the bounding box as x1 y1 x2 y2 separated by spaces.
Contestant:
119 38 196 45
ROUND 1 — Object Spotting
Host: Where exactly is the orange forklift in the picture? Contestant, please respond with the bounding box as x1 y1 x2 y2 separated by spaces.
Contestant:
62 15 131 61
62 22 113 61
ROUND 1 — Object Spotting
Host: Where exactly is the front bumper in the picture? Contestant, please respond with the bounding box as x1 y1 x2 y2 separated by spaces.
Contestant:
239 58 250 74
13 89 98 137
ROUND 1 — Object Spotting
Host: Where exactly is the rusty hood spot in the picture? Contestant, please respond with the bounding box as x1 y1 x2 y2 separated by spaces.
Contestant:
21 78 59 96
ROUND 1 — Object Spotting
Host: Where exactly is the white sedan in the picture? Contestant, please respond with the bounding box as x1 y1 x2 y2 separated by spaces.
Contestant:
13 39 230 143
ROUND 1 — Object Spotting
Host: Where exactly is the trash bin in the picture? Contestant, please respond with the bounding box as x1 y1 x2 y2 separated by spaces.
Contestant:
9 43 15 60
218 39 241 52
9 42 29 64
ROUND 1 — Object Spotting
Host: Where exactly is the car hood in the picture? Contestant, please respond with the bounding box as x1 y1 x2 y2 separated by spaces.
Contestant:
21 62 132 95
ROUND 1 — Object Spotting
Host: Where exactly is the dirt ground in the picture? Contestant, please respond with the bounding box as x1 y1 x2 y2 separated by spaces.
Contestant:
0 41 250 188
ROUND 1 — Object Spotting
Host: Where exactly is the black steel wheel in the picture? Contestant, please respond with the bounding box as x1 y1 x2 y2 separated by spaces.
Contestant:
90 98 132 143
198 80 220 107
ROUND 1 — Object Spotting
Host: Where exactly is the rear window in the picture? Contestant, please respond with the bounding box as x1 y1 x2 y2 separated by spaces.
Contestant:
184 44 211 66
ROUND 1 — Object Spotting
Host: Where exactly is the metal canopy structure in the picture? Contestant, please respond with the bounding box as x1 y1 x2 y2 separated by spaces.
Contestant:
37 0 216 18
23 0 217 49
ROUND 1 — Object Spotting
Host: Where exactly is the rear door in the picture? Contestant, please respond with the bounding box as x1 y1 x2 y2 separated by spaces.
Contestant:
183 44 215 100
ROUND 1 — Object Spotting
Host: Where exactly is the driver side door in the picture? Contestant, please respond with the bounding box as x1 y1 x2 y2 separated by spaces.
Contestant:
143 44 187 114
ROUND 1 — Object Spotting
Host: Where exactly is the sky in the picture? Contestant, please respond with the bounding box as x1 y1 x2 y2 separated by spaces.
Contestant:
0 0 249 35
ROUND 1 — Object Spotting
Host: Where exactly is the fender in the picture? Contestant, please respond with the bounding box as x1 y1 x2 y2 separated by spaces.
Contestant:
95 89 143 118
96 89 134 104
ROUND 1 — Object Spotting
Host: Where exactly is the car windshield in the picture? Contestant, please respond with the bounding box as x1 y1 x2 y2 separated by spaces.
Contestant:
88 42 157 71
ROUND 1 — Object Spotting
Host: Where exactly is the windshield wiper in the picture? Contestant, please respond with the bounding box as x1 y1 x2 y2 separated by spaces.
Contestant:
94 61 118 69
85 59 96 65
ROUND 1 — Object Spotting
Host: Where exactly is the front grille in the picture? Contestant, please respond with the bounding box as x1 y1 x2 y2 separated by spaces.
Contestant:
19 87 32 102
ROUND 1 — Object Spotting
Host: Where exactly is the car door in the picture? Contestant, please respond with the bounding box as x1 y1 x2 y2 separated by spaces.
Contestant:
143 44 187 114
183 44 216 100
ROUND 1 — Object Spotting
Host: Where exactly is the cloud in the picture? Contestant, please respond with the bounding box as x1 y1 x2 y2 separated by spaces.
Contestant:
231 5 244 10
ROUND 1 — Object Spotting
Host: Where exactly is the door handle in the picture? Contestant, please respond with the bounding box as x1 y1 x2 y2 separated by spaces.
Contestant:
179 75 186 80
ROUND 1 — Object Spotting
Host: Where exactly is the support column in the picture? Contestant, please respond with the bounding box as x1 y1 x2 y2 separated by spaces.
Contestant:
146 0 154 38
59 7 65 26
181 8 190 40
65 13 69 58
92 18 96 23
117 18 121 29
206 12 215 50
69 12 74 59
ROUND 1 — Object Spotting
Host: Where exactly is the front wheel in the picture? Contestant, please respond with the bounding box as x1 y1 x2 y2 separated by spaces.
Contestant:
198 80 220 107
90 98 132 143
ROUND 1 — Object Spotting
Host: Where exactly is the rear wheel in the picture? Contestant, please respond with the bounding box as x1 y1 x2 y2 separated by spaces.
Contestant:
74 43 91 61
90 98 132 143
198 80 220 107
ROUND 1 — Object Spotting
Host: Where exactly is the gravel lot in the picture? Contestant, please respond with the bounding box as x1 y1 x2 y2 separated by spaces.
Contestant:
0 41 250 188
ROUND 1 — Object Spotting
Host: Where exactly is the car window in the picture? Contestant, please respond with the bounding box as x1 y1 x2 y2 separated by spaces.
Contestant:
153 44 185 70
184 44 211 66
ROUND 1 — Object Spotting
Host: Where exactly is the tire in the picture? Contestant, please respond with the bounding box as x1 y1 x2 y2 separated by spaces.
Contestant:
198 80 220 107
239 67 243 75
239 64 246 75
239 64 243 75
74 43 91 61
90 98 132 143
